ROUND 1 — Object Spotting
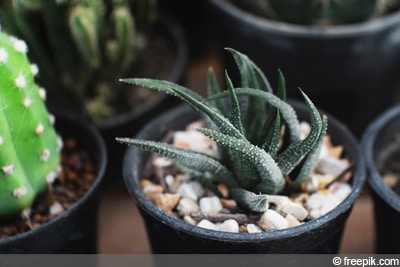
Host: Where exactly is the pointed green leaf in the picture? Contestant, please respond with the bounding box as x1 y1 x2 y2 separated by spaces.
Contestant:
262 111 282 157
230 188 269 213
225 71 244 135
197 128 285 194
119 78 245 140
286 115 328 191
226 48 273 93
206 87 301 143
115 137 237 187
206 67 227 115
276 90 324 175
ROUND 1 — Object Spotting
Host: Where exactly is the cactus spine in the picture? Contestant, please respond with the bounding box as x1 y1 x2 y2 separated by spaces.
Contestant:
0 31 61 218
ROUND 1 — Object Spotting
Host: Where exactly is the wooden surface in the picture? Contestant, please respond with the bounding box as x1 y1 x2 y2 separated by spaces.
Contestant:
97 47 376 254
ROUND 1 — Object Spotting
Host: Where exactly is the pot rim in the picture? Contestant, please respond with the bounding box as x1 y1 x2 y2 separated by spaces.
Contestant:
123 102 366 243
362 104 400 212
0 109 107 244
208 0 400 38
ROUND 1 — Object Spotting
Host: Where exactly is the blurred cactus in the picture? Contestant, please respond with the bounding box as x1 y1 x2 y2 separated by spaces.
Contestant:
0 0 157 122
232 0 400 25
0 30 61 218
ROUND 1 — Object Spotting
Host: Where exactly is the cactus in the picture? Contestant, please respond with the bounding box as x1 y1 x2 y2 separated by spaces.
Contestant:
0 0 157 122
0 30 61 218
232 0 400 25
116 48 328 213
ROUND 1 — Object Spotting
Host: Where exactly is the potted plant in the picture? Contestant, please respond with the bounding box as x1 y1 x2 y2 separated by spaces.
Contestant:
0 0 188 181
362 104 400 253
0 31 107 253
117 48 365 253
205 0 400 137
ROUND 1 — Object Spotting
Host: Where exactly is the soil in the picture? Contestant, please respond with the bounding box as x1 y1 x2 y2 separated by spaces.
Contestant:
0 137 97 238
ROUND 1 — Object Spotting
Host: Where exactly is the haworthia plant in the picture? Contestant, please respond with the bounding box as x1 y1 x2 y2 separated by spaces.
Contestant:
0 0 157 122
116 48 327 213
0 31 61 218
232 0 399 25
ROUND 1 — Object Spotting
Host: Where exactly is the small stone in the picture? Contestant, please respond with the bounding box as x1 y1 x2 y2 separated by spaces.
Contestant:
217 219 239 233
220 198 237 210
199 196 223 213
153 157 172 168
197 219 218 231
266 194 289 206
49 201 64 215
173 129 217 157
146 193 180 214
306 189 344 219
285 214 301 228
383 173 398 188
177 181 204 201
177 182 199 201
177 197 199 216
143 182 164 194
246 223 263 233
316 157 349 176
217 184 229 198
183 215 197 225
329 182 351 202
258 209 289 231
278 201 308 221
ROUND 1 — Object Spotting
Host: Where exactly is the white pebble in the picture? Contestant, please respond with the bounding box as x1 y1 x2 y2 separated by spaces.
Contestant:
329 182 352 202
199 196 223 213
197 219 218 231
317 157 349 176
49 201 64 215
258 209 289 230
183 215 197 225
173 130 217 156
177 181 204 201
177 197 199 216
246 224 263 233
153 157 172 167
279 201 308 221
217 219 239 233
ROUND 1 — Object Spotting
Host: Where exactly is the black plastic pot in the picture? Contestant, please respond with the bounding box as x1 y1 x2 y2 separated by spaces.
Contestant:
99 11 188 185
0 109 107 253
205 0 400 138
122 102 366 253
362 104 400 253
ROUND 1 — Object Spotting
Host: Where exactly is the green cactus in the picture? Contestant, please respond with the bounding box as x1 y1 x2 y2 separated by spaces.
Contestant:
0 0 157 122
232 0 400 25
116 48 328 213
0 31 61 218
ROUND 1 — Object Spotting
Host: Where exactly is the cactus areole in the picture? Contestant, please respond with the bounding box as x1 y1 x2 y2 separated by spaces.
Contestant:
0 31 61 218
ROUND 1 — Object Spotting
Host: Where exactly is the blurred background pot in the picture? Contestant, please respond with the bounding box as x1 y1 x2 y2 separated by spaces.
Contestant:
205 0 400 137
362 104 400 253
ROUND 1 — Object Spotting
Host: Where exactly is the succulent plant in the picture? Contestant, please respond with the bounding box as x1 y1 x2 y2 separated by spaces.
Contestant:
0 30 61 218
0 0 157 122
116 48 328 213
232 0 400 25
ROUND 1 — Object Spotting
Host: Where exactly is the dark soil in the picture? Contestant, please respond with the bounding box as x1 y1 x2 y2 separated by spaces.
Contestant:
0 137 97 238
